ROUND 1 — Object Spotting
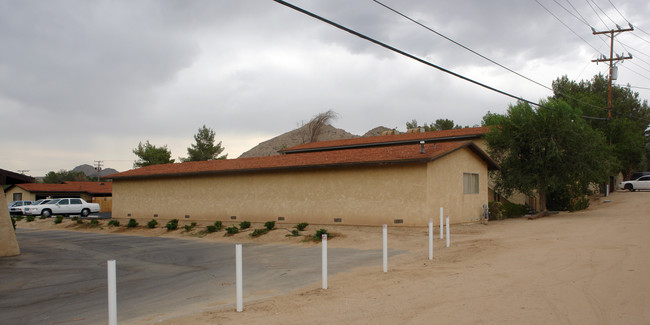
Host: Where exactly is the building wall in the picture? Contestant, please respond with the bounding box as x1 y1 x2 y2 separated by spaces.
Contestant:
5 187 35 202
113 147 490 226
426 148 488 225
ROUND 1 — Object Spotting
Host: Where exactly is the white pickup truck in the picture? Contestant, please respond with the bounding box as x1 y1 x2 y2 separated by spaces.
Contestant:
24 198 100 218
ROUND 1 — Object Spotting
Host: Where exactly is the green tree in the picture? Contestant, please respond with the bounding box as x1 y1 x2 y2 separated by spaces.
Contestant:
43 170 88 183
406 118 461 131
133 140 175 168
552 74 650 179
181 125 227 162
485 100 614 212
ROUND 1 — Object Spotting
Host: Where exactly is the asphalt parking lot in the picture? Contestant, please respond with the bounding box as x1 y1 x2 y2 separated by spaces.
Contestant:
1 229 391 324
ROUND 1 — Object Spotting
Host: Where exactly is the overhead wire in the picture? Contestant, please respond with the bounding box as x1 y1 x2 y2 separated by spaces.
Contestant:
272 0 609 121
585 0 612 29
607 0 650 38
535 0 605 55
374 0 607 111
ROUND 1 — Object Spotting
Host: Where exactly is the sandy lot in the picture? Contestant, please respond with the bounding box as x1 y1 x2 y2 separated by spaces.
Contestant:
15 191 650 324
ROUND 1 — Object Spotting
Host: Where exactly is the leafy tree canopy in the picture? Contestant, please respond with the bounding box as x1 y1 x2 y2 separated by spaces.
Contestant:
485 99 615 211
43 170 88 183
406 118 463 131
181 125 227 162
133 140 175 168
552 74 650 177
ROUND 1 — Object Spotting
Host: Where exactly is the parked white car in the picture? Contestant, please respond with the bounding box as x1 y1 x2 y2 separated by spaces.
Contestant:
8 201 33 215
24 198 100 218
619 175 650 192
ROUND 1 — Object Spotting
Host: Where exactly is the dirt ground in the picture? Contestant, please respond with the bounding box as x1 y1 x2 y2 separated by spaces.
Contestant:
15 190 650 324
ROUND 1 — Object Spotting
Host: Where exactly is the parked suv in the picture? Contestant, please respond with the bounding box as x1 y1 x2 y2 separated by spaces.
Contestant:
24 198 100 218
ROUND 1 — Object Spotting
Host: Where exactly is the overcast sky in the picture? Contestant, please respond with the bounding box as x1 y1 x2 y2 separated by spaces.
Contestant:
2 0 649 176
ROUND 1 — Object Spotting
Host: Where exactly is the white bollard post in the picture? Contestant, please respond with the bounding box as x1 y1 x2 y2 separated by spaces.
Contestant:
107 260 117 325
322 234 328 289
235 244 243 312
428 218 433 260
383 224 388 272
446 215 450 248
440 207 444 239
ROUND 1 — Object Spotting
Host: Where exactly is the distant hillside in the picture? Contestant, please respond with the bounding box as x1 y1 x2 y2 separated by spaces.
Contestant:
72 164 119 178
238 125 392 158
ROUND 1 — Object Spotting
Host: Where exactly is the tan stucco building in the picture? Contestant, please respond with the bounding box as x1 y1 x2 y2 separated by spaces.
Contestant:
110 129 499 227
5 182 113 212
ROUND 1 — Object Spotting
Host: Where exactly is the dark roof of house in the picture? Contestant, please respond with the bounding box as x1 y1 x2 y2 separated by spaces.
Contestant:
109 141 498 180
0 168 35 185
279 126 491 154
9 181 112 195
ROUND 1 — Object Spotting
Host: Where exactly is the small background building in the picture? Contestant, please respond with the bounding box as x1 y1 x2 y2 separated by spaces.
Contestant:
5 181 113 212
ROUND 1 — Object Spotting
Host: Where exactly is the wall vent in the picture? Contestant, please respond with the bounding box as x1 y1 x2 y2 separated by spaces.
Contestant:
153 214 158 218
278 217 285 221
394 219 404 224
185 215 190 219
230 216 237 220
127 213 131 217
334 218 342 223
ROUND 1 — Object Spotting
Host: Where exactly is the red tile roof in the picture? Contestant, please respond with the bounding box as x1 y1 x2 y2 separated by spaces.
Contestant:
280 126 491 154
15 181 112 195
109 141 498 180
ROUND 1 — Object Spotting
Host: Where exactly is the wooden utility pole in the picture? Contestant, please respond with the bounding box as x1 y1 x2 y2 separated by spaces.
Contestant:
591 24 633 120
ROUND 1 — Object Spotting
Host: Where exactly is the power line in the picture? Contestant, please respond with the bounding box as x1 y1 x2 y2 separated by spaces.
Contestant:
607 0 650 38
585 0 612 30
589 0 618 27
535 0 605 55
272 0 608 121
375 0 607 111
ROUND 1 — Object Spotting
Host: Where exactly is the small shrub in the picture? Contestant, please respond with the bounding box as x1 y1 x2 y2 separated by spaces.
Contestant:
214 221 223 231
500 201 527 218
25 215 35 222
147 219 158 229
313 229 331 240
295 222 309 231
225 225 239 235
165 219 179 231
488 201 504 220
264 221 275 230
72 216 79 221
126 218 139 228
39 215 46 219
76 218 84 225
250 228 268 237
108 220 120 227
239 221 251 229
54 216 63 224
90 219 100 227
183 222 197 232
206 225 217 233
569 196 590 212
11 217 16 230
14 215 24 222
286 229 300 237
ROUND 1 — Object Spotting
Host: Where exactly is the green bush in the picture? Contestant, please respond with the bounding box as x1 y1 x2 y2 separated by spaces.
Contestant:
108 220 120 227
14 215 24 222
250 228 269 237
165 219 179 231
239 221 251 229
225 225 239 235
147 219 158 229
214 221 223 231
569 196 590 212
295 222 309 231
500 201 527 218
90 219 100 227
126 218 139 228
286 229 300 237
54 215 63 224
72 216 83 224
183 222 197 231
264 221 275 230
313 229 331 240
25 215 35 222
488 201 504 220
206 225 217 233
11 217 16 230
38 215 46 219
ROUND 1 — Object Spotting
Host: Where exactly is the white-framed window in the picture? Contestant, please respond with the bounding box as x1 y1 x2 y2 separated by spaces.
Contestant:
463 173 479 194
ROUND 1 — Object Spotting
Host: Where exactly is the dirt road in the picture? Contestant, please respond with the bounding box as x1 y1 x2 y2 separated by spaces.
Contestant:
146 191 650 324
